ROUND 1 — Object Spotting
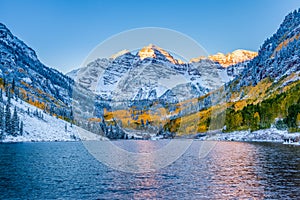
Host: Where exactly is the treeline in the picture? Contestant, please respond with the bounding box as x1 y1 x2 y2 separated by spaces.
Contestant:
224 82 300 132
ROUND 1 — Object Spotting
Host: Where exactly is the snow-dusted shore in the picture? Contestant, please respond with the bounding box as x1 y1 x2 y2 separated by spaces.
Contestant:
202 128 300 143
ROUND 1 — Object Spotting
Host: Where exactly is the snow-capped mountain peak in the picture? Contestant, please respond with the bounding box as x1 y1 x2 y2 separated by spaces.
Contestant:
137 44 181 64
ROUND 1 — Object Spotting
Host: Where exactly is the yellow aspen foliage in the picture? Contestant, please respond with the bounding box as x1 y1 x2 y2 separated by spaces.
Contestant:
296 113 300 127
254 112 260 121
234 101 247 111
234 112 243 128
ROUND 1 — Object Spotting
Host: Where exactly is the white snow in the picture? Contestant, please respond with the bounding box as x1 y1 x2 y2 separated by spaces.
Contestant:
22 77 32 84
201 128 300 143
1 97 108 143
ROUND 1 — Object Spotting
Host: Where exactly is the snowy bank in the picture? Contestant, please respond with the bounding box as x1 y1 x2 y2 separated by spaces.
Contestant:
202 128 300 143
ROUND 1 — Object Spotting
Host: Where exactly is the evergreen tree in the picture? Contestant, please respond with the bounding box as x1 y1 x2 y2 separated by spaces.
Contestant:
14 88 19 101
70 108 74 121
19 121 23 136
3 78 6 89
12 106 19 136
12 79 15 93
5 85 8 97
0 128 3 140
0 105 4 129
7 89 11 105
0 89 3 103
5 104 11 135
141 119 144 127
0 105 4 140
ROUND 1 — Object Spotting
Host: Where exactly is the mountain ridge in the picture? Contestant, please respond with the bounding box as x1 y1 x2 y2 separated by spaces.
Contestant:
67 45 255 102
190 49 258 67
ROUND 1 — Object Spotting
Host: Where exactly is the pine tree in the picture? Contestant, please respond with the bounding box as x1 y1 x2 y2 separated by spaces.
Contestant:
5 85 8 97
14 88 19 101
12 79 15 93
141 119 144 127
0 105 4 140
0 89 3 103
7 89 11 105
12 106 19 136
5 104 11 135
0 105 4 131
70 108 73 120
19 121 23 136
0 128 3 140
3 78 6 90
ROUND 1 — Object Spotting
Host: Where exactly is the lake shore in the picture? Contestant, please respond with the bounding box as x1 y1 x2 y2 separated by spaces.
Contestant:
1 127 300 144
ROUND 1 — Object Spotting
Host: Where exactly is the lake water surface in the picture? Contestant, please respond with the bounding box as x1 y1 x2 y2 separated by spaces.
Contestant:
0 141 299 199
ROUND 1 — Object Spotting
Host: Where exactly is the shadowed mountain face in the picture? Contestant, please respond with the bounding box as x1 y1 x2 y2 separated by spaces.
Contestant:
0 23 73 106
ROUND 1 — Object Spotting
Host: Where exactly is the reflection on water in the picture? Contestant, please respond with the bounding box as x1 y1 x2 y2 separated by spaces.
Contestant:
83 139 193 173
0 141 299 199
208 142 264 199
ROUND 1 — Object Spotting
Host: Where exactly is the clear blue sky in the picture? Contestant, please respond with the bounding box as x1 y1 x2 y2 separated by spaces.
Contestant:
1 0 299 73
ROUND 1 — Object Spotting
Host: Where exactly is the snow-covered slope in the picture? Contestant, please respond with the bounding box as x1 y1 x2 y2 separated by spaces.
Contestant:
0 22 74 119
0 22 109 142
229 10 300 91
1 95 107 142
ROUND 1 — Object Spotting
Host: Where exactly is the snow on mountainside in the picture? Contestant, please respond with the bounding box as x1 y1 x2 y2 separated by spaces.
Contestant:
229 9 300 92
190 49 258 67
67 44 253 103
0 22 109 142
1 94 107 142
66 68 80 80
0 23 74 116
